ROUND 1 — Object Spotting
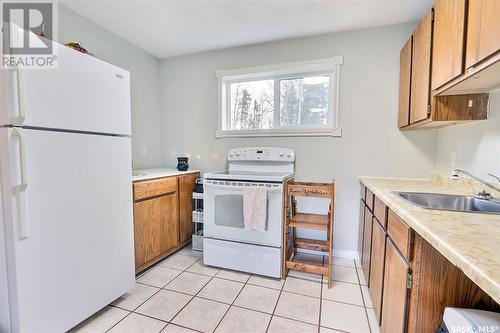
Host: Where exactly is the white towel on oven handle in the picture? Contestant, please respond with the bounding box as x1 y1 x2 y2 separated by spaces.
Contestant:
243 186 267 232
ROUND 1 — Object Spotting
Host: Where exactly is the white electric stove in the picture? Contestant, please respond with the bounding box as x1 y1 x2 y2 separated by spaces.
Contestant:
203 147 295 278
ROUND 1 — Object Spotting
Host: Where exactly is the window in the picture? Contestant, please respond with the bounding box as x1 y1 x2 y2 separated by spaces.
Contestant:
217 57 343 138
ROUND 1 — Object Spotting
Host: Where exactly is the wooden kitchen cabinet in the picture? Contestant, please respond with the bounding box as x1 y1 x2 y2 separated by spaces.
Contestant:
369 218 386 324
466 0 500 69
398 37 412 128
365 189 374 211
134 193 178 270
178 173 199 243
362 206 373 285
410 9 433 124
358 200 365 259
359 185 500 332
381 238 411 333
398 1 497 130
431 0 466 90
133 171 200 273
387 210 414 261
373 197 387 228
134 177 177 201
407 234 500 332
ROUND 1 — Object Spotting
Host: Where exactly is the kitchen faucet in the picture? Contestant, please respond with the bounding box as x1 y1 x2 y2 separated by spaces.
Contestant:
487 173 500 183
450 169 500 199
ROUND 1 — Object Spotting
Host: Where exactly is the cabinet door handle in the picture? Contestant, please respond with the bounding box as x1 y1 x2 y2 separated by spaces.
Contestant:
10 128 28 239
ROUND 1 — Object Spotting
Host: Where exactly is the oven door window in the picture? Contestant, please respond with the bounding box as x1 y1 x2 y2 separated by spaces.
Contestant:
214 194 268 231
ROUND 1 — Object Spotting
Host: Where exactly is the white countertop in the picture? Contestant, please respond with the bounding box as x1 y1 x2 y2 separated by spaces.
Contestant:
132 168 200 182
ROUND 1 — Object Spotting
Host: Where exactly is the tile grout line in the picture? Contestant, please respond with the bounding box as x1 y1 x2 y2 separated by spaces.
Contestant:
160 248 210 333
106 274 172 332
318 257 368 333
102 309 134 333
317 255 325 333
106 248 364 333
131 252 304 331
355 259 373 333
109 250 203 333
135 268 184 290
159 249 207 333
264 266 287 333
123 272 357 331
211 272 252 333
319 298 366 309
155 255 219 331
153 271 333 302
271 313 323 329
153 246 208 333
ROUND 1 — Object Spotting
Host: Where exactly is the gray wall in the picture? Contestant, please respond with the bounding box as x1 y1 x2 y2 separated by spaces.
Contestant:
58 5 163 169
434 91 500 177
55 6 498 256
158 23 436 257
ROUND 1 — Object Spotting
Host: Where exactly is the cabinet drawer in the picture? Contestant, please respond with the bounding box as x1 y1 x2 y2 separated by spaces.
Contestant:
387 210 414 261
360 184 366 201
134 177 178 201
365 189 374 211
374 197 387 228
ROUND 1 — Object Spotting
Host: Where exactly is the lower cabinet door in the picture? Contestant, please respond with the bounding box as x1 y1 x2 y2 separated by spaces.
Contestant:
369 218 387 324
362 206 373 284
381 238 411 333
358 200 366 259
134 193 179 269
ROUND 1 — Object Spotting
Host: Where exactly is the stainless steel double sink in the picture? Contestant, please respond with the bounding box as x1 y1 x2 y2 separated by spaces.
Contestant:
394 192 500 215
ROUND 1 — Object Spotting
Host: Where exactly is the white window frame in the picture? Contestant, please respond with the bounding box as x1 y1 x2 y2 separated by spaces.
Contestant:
216 56 343 138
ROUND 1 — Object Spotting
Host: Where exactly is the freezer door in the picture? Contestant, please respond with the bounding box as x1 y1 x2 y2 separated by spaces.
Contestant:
3 128 134 332
0 69 9 126
4 42 131 135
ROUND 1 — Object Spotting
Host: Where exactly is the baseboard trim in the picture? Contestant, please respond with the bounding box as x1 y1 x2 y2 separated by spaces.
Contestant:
333 249 361 260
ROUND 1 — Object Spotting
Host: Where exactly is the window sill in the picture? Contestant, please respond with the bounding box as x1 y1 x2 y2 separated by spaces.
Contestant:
216 127 342 138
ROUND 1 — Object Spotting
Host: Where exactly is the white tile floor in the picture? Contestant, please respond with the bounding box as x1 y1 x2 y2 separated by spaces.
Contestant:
70 246 378 333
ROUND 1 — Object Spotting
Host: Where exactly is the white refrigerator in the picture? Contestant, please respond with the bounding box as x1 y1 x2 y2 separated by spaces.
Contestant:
0 42 135 332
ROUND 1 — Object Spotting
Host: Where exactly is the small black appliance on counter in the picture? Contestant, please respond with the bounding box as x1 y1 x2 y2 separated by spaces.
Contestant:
177 157 189 171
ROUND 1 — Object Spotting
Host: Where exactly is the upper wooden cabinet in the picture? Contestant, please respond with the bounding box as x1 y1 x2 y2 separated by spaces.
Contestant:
431 0 466 90
410 9 433 124
398 1 498 130
398 38 412 128
466 0 500 69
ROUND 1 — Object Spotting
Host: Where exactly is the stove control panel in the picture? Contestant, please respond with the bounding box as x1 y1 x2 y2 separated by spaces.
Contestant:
228 147 295 162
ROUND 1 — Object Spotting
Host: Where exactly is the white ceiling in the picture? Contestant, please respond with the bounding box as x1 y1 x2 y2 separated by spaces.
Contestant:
60 0 433 59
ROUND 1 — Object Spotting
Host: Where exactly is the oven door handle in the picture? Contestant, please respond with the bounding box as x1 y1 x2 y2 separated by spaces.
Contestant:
204 182 282 193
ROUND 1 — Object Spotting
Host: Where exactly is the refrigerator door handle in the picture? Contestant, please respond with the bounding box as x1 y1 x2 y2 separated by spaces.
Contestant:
10 128 29 239
10 68 26 126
